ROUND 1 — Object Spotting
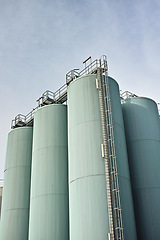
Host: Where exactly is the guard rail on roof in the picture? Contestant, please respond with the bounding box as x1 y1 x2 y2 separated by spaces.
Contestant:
0 179 3 188
121 92 160 117
11 107 39 129
11 55 108 129
120 91 138 99
66 55 108 84
66 69 80 85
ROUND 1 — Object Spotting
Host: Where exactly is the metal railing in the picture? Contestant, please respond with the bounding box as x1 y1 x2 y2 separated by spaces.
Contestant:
79 56 108 76
66 69 80 85
66 56 108 84
11 55 108 129
102 68 124 239
11 108 39 129
11 114 26 128
37 90 55 106
54 84 67 102
25 107 39 123
120 91 138 99
0 179 3 188
97 67 115 240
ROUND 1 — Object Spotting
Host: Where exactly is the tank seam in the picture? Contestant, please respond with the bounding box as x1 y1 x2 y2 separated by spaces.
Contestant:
33 145 68 154
4 165 31 172
2 208 29 213
69 173 105 184
31 193 68 200
118 175 131 182
69 120 125 132
69 174 130 185
68 119 101 131
114 122 125 131
133 187 160 191
127 139 160 144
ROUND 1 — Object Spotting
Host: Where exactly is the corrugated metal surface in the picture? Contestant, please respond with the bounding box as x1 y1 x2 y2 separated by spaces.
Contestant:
29 104 69 240
122 97 160 239
68 74 136 239
0 127 33 240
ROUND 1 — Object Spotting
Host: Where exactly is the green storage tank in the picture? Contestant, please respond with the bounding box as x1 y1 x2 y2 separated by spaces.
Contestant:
0 127 33 240
121 97 160 239
29 104 69 240
68 74 137 240
0 187 3 218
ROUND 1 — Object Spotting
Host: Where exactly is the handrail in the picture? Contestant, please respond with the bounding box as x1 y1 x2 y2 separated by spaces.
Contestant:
11 55 108 128
120 91 138 99
66 69 80 84
79 59 99 75
0 179 3 188
25 107 39 123
54 83 67 100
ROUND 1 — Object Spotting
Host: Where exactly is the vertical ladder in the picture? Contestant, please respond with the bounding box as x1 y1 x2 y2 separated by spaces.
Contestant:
97 67 114 240
98 58 124 240
104 68 124 240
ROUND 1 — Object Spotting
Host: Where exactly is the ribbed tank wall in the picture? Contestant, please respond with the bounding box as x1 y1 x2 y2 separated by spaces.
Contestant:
0 127 33 240
121 97 160 240
68 74 137 240
29 104 69 240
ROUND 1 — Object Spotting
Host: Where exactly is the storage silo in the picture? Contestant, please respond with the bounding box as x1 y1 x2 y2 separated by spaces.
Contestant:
68 74 137 240
29 104 69 240
0 187 3 217
121 97 160 240
0 127 33 240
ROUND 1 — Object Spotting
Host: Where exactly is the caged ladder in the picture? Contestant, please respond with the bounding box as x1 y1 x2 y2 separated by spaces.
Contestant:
97 56 124 240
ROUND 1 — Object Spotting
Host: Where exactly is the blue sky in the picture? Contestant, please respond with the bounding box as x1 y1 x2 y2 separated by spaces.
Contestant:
0 0 160 178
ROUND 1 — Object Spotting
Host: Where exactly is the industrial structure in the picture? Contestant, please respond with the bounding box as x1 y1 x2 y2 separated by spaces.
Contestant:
0 184 3 218
0 55 160 240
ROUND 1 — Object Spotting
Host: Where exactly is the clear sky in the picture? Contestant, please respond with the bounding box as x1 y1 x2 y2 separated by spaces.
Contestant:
0 0 160 179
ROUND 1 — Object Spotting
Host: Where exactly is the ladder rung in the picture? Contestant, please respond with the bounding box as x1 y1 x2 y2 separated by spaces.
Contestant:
98 74 124 240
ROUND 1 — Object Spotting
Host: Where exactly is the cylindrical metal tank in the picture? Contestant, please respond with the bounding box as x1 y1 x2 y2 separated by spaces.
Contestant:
0 127 33 240
68 74 137 240
121 97 160 240
0 187 3 218
29 104 69 240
